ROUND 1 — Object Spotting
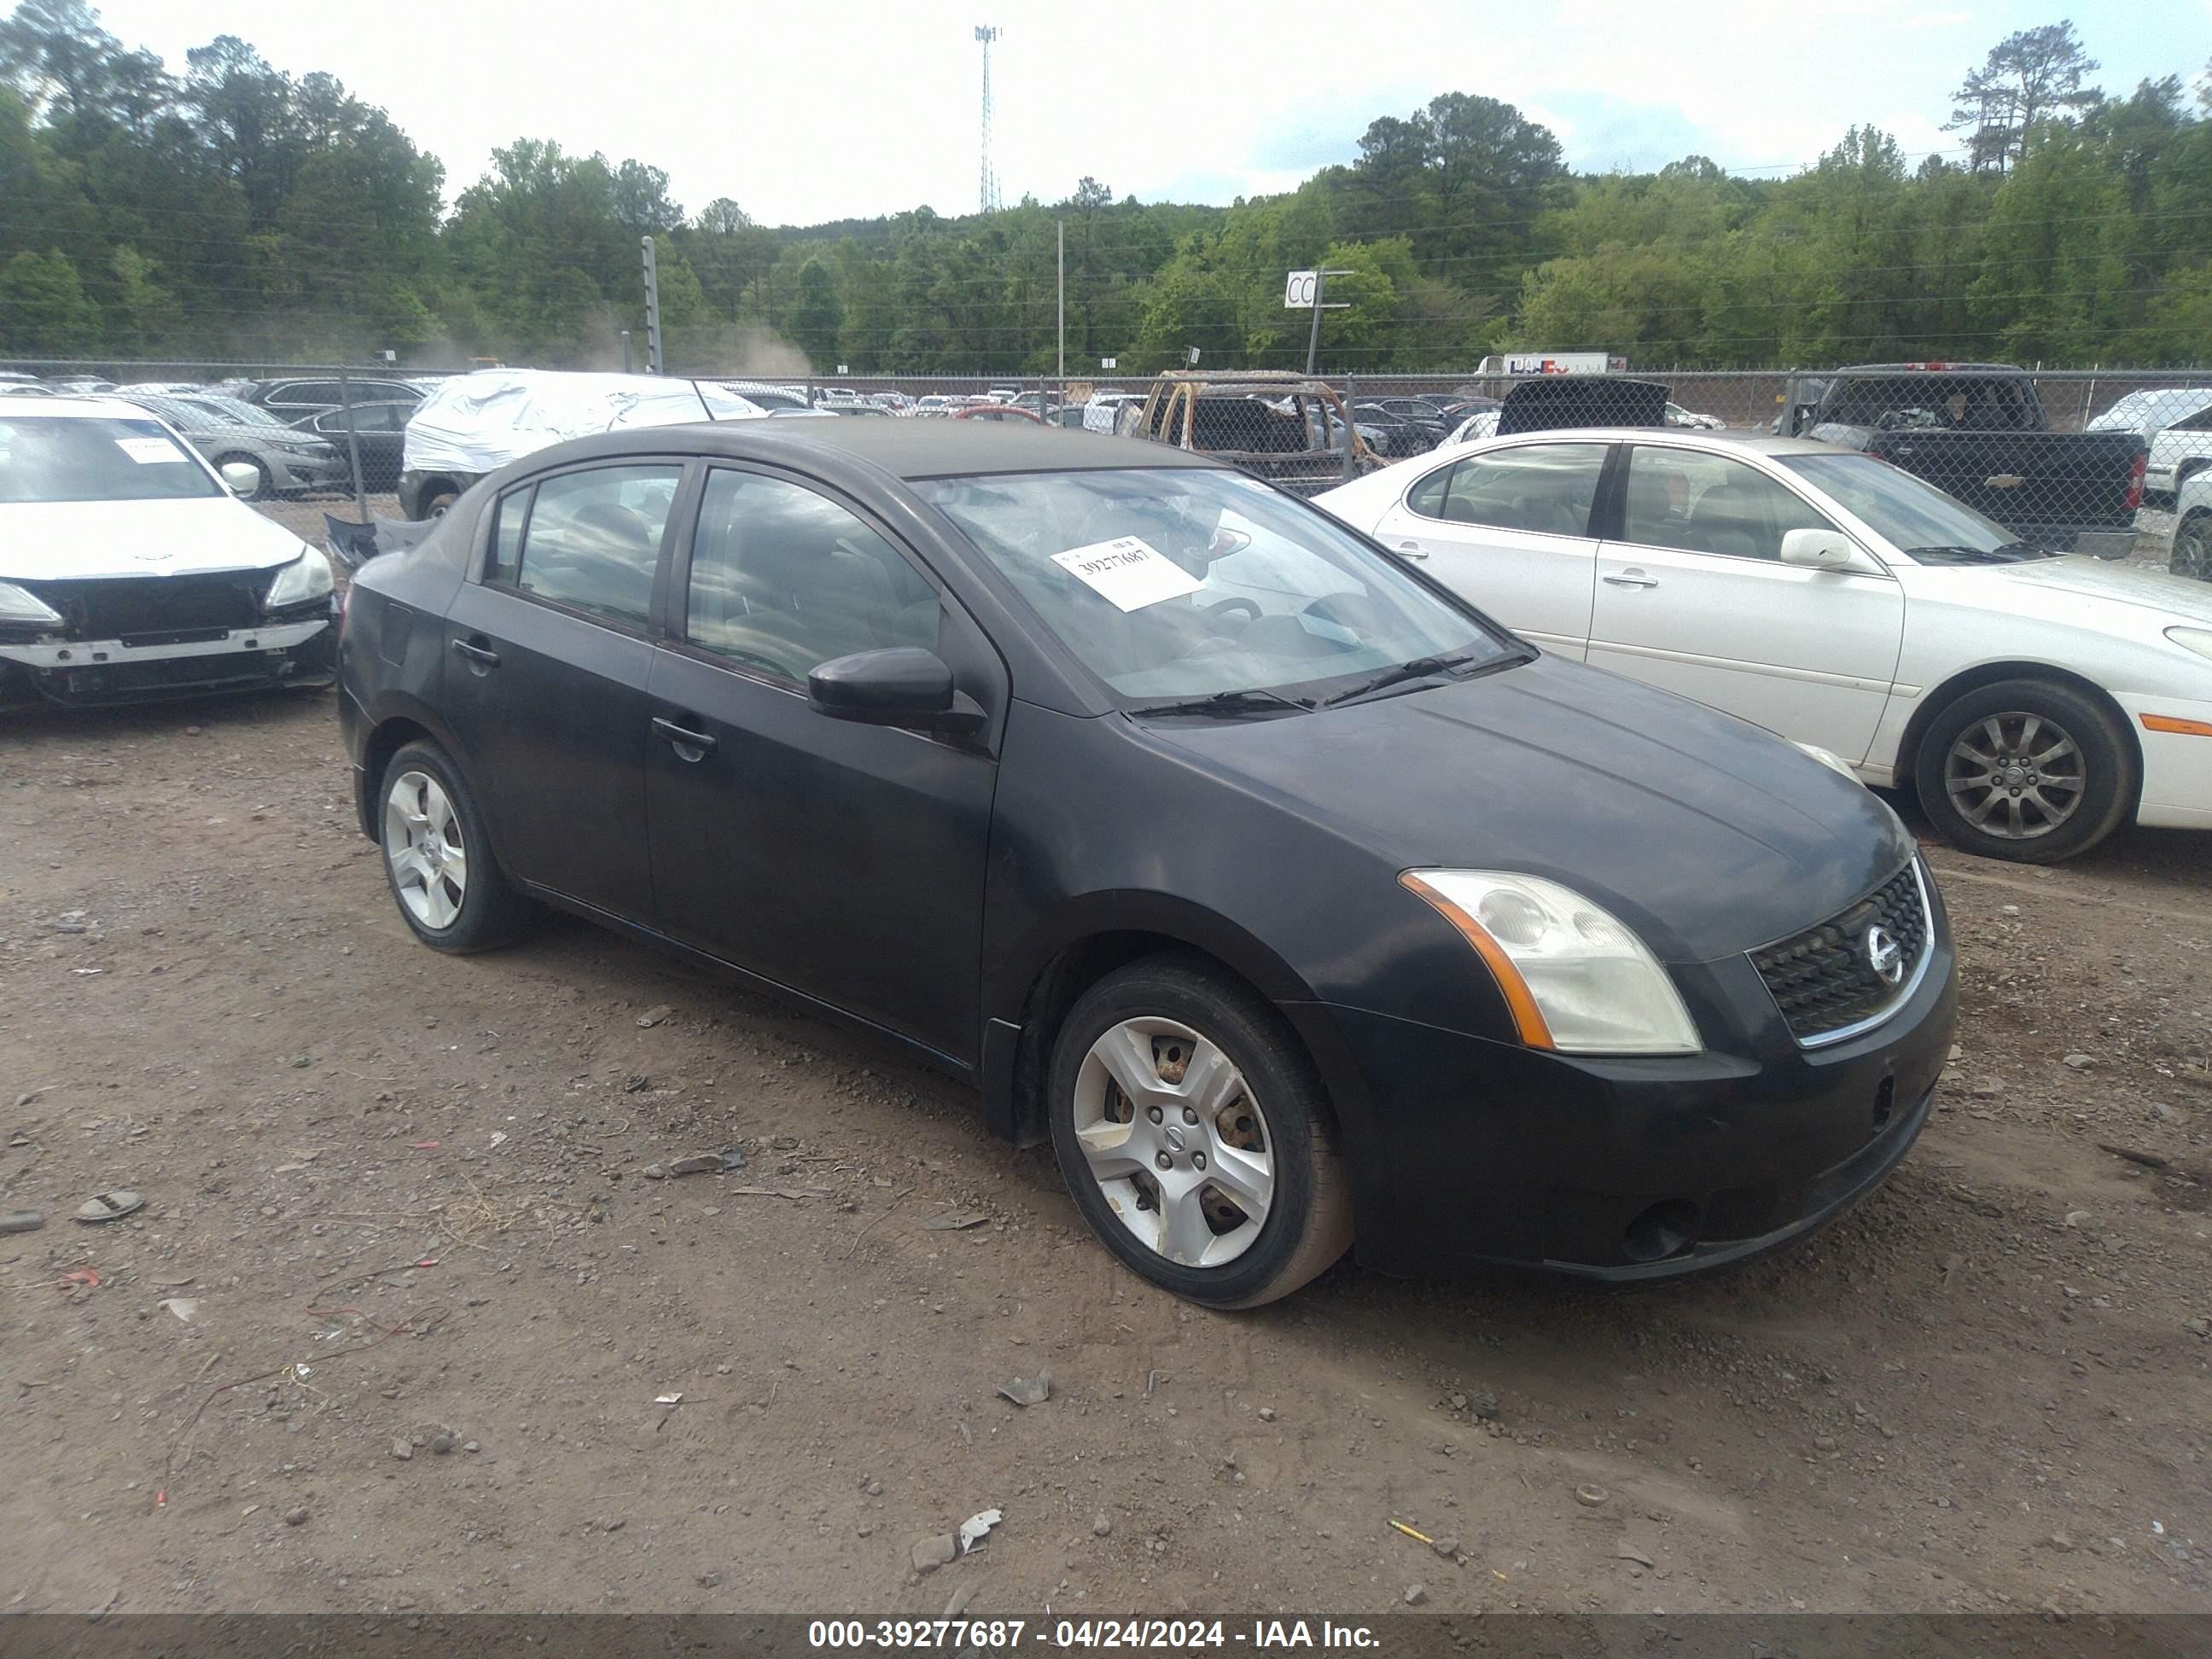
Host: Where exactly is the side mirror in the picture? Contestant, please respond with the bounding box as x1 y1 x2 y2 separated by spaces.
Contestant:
218 461 261 496
807 648 984 736
1779 528 1862 571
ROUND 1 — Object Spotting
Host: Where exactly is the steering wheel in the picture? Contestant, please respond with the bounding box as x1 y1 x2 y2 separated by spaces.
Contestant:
1200 597 1260 626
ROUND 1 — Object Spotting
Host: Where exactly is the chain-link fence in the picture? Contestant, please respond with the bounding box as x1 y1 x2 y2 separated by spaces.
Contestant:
8 356 2209 569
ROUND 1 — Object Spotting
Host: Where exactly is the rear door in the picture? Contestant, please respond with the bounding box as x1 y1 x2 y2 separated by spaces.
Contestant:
643 464 999 1065
1588 444 1903 762
438 460 685 923
1367 440 1610 658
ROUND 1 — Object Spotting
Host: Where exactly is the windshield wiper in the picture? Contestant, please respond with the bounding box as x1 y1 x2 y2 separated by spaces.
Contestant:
1907 541 2055 565
1316 652 1486 708
1124 687 1315 719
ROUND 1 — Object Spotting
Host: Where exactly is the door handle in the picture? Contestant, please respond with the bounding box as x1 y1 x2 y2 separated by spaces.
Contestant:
1394 540 1429 559
451 636 500 667
1603 570 1660 589
652 716 718 757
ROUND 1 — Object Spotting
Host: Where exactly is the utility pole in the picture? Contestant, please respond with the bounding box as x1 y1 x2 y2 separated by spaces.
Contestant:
1057 219 1065 380
641 235 664 375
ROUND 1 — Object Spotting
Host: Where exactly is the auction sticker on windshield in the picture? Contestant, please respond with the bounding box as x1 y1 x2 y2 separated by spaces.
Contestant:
1051 536 1202 611
115 436 188 464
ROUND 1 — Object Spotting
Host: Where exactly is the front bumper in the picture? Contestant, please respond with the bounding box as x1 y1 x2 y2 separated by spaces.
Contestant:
1313 885 1957 1282
267 452 345 492
0 618 330 707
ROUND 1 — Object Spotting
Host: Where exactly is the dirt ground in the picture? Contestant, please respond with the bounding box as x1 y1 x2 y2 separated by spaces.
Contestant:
1 506 2207 1618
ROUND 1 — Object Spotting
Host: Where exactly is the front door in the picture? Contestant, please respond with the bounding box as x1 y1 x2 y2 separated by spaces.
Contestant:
438 460 684 922
1587 444 1904 762
644 465 998 1066
1369 440 1610 658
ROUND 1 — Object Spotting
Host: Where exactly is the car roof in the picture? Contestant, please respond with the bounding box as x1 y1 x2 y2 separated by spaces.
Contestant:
0 394 157 420
535 416 1221 480
1468 428 1837 457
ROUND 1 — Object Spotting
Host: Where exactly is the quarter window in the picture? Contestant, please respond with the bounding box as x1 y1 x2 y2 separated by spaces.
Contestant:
504 463 680 627
1622 447 1837 562
685 469 940 681
1412 442 1607 537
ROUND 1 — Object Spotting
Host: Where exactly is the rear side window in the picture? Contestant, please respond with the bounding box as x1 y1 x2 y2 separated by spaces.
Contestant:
486 486 530 585
1421 442 1607 537
503 464 681 628
1406 463 1455 518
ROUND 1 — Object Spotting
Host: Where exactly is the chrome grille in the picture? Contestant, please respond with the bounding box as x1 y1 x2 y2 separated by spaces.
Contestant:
1750 860 1931 1045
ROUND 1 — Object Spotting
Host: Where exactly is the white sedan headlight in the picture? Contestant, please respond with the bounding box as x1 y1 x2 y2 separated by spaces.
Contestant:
1401 870 1703 1056
265 547 333 609
1791 740 1862 782
0 579 65 627
2165 626 2212 663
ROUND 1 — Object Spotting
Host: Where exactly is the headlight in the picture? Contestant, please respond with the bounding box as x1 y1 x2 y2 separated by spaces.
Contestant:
1401 870 1703 1056
2165 626 2212 662
0 579 65 627
1791 740 1862 782
265 548 334 609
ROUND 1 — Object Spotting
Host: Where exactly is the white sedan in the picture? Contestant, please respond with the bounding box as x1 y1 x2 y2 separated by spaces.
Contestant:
1 398 336 708
1317 428 2212 862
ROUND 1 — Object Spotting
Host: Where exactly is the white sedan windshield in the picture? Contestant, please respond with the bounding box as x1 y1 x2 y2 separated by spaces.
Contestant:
917 468 1509 702
0 415 220 504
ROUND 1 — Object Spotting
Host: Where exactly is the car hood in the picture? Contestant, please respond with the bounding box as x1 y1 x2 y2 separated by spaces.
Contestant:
0 496 309 581
1144 655 1914 963
1905 554 2212 628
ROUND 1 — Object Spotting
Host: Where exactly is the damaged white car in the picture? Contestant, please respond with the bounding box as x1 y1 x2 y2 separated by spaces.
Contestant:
0 398 337 709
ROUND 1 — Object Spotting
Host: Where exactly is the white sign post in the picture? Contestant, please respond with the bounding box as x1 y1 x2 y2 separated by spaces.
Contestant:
1284 268 1353 374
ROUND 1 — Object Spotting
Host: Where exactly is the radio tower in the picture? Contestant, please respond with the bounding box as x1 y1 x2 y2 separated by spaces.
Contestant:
974 24 1001 213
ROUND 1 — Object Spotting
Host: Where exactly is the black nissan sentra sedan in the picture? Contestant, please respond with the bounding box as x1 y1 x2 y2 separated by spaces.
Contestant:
337 421 1956 1306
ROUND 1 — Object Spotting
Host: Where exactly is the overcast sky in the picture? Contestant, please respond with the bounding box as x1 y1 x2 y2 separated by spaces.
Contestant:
84 0 2212 225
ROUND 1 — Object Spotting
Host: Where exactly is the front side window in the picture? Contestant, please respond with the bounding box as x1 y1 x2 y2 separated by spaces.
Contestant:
1622 446 1835 562
685 469 940 681
1777 451 2052 563
916 467 1512 703
271 381 340 407
0 415 220 503
1419 442 1607 538
503 463 680 627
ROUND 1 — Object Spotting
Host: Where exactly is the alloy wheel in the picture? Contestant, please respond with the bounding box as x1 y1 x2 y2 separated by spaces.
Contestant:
2174 515 2210 582
1069 1017 1275 1268
384 769 469 928
1943 712 2084 841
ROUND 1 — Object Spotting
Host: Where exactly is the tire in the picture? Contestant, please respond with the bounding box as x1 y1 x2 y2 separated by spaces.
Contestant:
422 486 460 517
216 453 272 502
2174 511 2212 582
376 741 534 952
1046 955 1352 1307
1913 679 2136 864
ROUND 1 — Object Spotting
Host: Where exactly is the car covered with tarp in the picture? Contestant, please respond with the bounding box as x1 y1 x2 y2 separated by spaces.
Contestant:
395 370 766 519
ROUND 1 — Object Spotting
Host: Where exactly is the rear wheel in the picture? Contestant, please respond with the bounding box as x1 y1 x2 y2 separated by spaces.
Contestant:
2174 510 2212 582
378 741 533 952
1914 679 2135 864
1047 957 1352 1307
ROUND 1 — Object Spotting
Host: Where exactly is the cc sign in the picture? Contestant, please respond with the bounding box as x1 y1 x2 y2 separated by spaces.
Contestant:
1284 270 1318 309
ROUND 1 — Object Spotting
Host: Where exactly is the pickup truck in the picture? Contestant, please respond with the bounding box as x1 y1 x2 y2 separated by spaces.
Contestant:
1787 364 2146 556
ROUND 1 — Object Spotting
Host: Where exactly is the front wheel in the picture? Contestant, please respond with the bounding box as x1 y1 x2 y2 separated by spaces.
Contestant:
1913 679 2136 864
2174 510 2212 582
378 741 534 952
1047 957 1352 1307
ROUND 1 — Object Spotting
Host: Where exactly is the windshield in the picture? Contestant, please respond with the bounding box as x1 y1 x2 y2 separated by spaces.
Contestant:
1777 451 2057 564
0 414 221 503
916 468 1513 705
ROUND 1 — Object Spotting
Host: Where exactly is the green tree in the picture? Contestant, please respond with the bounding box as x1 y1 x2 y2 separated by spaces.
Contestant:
0 245 97 351
789 257 843 368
